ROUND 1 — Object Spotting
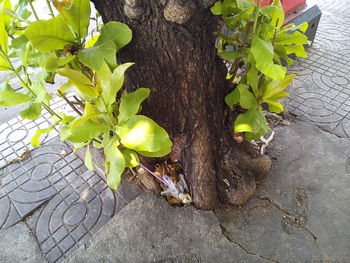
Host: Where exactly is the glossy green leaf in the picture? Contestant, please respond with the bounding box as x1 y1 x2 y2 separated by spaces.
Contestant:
45 55 75 72
96 22 132 50
263 99 284 113
60 120 109 143
84 144 94 170
0 90 32 106
120 148 140 168
284 45 307 58
238 84 257 109
261 74 295 100
118 88 150 124
137 146 172 158
24 16 76 52
70 103 102 130
275 31 309 45
211 1 222 15
251 35 286 80
20 102 41 120
225 87 240 108
78 40 117 71
117 115 172 153
61 0 91 38
104 136 125 189
101 63 134 105
57 68 97 96
234 106 269 136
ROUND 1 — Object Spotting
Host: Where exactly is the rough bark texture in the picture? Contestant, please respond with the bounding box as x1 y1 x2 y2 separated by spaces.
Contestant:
91 0 271 210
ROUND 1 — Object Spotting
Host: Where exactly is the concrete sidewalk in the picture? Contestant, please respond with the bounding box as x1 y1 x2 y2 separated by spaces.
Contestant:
66 121 350 263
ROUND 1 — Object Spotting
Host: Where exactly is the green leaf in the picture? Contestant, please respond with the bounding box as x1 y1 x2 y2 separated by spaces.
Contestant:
284 45 307 58
70 103 102 130
263 99 284 113
31 125 56 147
238 84 257 109
225 87 240 108
137 146 172 157
234 107 269 136
60 120 109 143
0 49 11 70
0 90 32 106
60 0 91 38
24 16 76 52
104 136 125 189
260 2 284 28
261 74 295 100
247 64 259 97
78 40 117 71
116 115 172 153
118 88 150 124
275 31 309 45
0 10 9 53
120 148 140 168
102 63 134 105
211 1 222 15
218 50 243 60
96 22 132 50
20 102 41 120
45 55 75 72
84 144 94 171
57 68 97 96
251 35 286 80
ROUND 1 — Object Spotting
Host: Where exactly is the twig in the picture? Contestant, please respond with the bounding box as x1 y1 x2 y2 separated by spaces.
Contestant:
58 91 83 116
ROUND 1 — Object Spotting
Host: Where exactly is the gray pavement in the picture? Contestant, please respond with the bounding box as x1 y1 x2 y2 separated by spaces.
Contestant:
66 121 350 263
287 0 350 138
1 0 350 262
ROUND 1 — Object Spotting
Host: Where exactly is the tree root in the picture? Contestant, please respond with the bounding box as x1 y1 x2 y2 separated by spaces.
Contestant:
217 141 272 206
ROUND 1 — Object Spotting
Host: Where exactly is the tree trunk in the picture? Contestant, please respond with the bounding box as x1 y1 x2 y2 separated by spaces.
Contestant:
91 0 271 210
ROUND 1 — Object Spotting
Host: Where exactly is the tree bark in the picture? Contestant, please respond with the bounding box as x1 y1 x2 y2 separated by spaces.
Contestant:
91 0 271 210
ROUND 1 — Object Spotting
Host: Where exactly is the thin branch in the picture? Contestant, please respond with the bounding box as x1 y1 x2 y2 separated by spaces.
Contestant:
58 90 83 116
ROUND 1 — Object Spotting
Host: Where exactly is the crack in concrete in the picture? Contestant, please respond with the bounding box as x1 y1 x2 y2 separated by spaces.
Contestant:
218 223 280 263
305 227 318 242
253 195 291 215
254 195 319 243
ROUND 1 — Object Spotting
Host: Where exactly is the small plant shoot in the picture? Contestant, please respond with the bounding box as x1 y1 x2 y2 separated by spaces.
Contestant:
211 0 309 140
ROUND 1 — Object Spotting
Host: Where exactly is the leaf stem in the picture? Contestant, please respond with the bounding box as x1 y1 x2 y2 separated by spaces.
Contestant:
0 47 62 120
252 0 261 35
45 0 55 17
28 0 40 21
58 90 83 116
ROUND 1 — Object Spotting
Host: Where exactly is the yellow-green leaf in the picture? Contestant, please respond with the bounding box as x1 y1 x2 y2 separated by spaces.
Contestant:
57 68 97 96
24 16 76 52
84 144 94 170
0 90 32 106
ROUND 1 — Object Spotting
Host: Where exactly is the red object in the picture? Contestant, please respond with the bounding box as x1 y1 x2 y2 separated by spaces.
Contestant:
255 0 306 15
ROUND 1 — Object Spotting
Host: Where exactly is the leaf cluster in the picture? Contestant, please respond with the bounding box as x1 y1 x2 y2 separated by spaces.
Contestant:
0 0 172 189
212 0 308 140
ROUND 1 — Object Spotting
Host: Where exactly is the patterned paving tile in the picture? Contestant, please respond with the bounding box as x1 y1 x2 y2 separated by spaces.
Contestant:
287 0 350 138
0 95 140 262
0 136 130 262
